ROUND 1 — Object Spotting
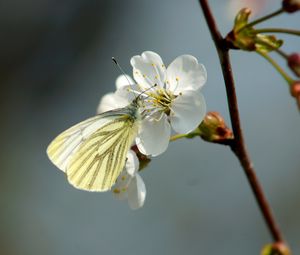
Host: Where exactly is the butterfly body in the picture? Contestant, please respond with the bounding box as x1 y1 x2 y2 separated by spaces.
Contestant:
47 99 142 192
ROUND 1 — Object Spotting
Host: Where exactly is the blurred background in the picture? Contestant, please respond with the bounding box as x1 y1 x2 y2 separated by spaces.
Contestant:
0 0 299 254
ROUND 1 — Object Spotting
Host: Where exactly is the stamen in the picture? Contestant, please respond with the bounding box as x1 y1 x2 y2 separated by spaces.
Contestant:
161 89 171 100
172 76 180 92
151 63 162 85
143 75 157 90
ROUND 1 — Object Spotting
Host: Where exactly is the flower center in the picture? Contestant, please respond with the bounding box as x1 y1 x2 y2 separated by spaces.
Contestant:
146 88 176 115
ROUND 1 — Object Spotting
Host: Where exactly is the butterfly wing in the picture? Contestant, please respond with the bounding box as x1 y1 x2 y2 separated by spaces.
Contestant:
47 115 117 172
66 115 139 191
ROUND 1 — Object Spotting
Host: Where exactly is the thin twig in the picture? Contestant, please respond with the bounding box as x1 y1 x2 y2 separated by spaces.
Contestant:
276 48 289 59
199 0 284 244
257 51 293 85
255 28 300 36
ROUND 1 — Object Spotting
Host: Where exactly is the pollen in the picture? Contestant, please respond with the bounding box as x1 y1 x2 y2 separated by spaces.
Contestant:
143 74 146 78
121 176 126 181
176 77 180 81
151 63 155 67
155 75 158 79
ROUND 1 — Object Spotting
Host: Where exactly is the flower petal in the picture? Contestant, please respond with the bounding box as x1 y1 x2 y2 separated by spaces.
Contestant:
170 90 206 134
131 51 166 89
127 174 146 210
112 171 131 201
125 150 139 176
166 55 207 94
136 113 171 156
97 93 129 113
115 74 135 89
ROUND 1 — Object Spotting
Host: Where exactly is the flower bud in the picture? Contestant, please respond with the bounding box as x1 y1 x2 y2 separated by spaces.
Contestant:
282 0 300 13
261 242 290 255
198 112 233 143
290 81 300 110
287 53 300 77
226 8 283 52
290 81 300 97
226 8 257 51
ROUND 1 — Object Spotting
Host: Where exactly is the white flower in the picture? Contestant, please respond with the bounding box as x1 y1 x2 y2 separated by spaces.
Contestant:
112 150 146 210
97 51 207 156
130 51 207 151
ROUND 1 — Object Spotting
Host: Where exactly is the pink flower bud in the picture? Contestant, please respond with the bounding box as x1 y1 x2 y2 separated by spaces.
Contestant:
290 81 300 97
288 53 300 77
282 0 300 13
198 112 233 143
290 81 300 110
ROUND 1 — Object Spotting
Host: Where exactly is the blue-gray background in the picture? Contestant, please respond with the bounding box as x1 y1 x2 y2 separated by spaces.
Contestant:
0 0 299 254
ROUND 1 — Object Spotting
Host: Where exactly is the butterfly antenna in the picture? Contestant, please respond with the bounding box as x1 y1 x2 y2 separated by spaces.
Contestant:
112 57 135 92
112 58 157 103
137 84 158 100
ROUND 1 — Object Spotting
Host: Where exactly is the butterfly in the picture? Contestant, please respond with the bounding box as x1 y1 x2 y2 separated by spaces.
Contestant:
47 98 142 192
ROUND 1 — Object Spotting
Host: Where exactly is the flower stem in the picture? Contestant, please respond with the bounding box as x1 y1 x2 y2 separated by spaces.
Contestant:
255 28 300 36
170 131 201 142
276 48 289 59
170 133 188 142
257 51 294 85
241 8 284 30
199 0 284 244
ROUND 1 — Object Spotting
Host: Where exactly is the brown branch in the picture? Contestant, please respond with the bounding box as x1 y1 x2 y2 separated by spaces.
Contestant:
199 0 284 244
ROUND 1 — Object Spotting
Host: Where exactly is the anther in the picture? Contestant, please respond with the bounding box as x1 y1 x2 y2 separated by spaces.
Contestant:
113 189 120 194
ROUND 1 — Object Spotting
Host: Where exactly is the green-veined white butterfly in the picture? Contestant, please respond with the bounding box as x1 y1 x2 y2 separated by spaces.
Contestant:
47 97 142 192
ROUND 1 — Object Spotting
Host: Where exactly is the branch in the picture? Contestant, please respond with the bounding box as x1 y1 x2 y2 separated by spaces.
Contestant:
199 0 284 244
